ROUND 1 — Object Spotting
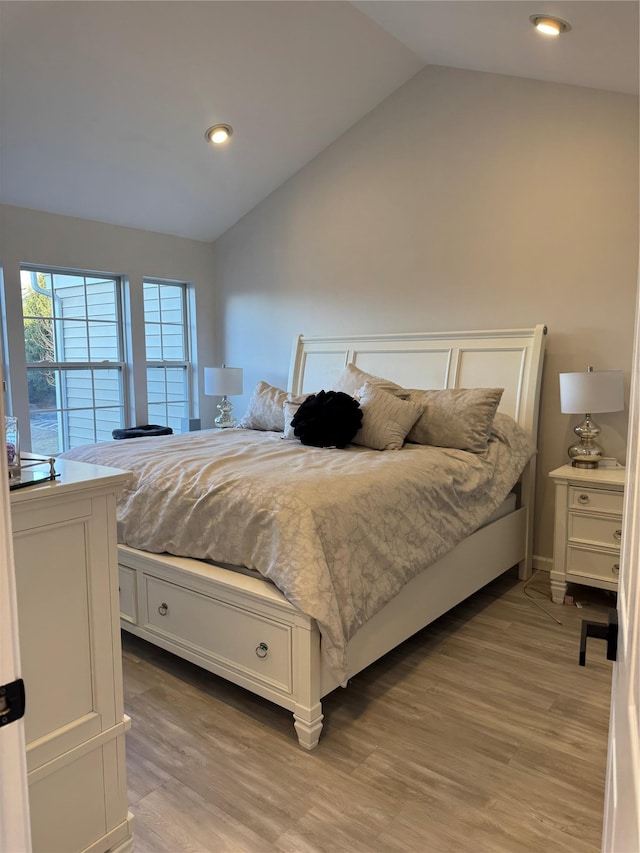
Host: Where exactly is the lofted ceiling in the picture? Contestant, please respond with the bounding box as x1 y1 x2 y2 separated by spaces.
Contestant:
0 1 637 243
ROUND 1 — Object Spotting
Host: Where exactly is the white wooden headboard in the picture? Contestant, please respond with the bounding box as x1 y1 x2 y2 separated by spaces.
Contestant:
289 325 547 444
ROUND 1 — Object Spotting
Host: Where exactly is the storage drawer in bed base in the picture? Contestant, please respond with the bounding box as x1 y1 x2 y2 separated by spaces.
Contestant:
118 548 321 718
142 573 294 694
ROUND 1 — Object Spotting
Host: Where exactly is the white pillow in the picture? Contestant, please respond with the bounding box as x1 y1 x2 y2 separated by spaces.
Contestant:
332 363 408 398
239 381 287 432
352 383 425 451
282 394 313 439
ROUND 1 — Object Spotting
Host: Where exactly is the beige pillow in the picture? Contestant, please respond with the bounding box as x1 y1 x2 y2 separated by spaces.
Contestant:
352 383 425 451
406 387 504 453
332 363 408 398
282 394 311 439
239 381 287 432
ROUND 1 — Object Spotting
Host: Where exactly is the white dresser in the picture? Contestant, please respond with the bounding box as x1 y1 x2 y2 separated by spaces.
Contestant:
549 464 625 605
10 457 133 853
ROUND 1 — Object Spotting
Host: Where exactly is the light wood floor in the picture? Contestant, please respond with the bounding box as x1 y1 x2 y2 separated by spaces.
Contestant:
122 570 614 852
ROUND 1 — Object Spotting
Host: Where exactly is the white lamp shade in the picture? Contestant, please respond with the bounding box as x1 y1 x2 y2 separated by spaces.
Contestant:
204 366 243 397
559 370 624 415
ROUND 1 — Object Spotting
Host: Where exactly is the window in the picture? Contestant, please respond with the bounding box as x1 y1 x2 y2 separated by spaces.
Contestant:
21 267 126 455
143 280 191 433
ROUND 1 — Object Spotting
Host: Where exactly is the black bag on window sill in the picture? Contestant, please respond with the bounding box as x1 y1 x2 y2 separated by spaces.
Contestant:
112 425 173 440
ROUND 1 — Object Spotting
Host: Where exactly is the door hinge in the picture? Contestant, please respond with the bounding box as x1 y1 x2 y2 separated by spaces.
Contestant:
579 608 618 666
0 678 26 727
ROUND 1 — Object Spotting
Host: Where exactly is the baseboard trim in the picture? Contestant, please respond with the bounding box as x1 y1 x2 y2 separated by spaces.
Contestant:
532 554 552 573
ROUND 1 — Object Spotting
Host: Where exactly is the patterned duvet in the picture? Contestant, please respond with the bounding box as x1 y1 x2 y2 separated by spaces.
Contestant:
60 413 534 683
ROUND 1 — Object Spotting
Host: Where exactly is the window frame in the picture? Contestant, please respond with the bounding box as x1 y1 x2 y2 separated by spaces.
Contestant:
143 278 192 432
21 264 129 453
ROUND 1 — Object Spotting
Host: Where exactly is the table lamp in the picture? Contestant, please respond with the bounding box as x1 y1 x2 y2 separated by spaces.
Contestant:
559 367 624 468
204 365 243 429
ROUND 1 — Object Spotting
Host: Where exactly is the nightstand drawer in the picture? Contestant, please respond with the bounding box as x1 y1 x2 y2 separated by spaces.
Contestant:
568 513 623 549
566 546 620 583
568 486 623 514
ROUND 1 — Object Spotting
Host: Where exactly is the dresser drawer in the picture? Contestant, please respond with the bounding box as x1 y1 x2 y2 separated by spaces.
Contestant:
144 575 292 694
118 565 137 623
566 546 620 583
568 486 623 515
568 513 623 549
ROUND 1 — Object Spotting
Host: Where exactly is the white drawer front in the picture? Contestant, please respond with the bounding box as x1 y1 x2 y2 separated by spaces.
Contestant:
568 514 623 549
144 575 292 693
566 546 620 583
569 486 623 515
118 565 137 623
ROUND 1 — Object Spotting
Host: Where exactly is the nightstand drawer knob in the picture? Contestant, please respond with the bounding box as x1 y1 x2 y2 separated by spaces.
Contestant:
158 602 169 616
612 564 620 576
614 529 622 541
255 642 268 659
577 494 590 505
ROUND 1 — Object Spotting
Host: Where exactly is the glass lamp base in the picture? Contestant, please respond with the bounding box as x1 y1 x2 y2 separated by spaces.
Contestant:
570 456 600 469
568 414 602 468
214 396 237 429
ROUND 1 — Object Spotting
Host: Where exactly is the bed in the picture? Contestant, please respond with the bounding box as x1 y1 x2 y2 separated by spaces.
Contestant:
60 326 547 748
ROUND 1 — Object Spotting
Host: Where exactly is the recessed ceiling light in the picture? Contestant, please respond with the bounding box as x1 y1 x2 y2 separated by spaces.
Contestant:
530 14 571 35
205 124 233 145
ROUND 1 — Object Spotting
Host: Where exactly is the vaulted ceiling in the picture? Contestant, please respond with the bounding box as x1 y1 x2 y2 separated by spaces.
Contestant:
0 1 637 242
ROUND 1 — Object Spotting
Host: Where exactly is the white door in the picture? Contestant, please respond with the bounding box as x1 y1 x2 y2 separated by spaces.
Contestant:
602 281 640 851
0 395 32 850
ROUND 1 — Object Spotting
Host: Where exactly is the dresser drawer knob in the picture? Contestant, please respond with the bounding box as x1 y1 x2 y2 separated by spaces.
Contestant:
577 494 590 505
612 564 620 576
158 602 169 616
255 642 268 659
614 529 622 541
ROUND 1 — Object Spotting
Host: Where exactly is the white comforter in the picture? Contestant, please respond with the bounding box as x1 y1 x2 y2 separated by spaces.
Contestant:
60 414 534 683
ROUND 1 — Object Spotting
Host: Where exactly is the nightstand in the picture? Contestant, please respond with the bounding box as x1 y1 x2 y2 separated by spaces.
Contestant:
549 464 625 604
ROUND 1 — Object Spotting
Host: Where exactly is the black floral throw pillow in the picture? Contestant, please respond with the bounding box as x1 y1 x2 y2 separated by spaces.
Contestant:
291 390 362 449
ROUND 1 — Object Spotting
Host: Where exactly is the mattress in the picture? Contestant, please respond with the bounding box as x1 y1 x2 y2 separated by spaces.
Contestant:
481 491 517 526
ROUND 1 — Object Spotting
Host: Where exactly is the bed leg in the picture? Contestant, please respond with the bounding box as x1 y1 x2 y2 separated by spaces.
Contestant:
293 703 324 750
518 556 532 580
518 463 535 581
292 616 324 748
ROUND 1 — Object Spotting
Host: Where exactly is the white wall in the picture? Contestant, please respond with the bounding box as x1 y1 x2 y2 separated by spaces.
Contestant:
213 66 639 564
0 204 218 439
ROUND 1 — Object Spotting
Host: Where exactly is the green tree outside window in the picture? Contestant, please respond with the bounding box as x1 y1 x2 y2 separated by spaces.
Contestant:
23 275 55 406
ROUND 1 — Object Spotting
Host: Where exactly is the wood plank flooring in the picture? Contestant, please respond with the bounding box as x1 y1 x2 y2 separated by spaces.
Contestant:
123 570 614 852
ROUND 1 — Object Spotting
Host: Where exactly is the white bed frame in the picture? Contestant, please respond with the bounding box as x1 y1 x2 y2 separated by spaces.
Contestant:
117 326 547 748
